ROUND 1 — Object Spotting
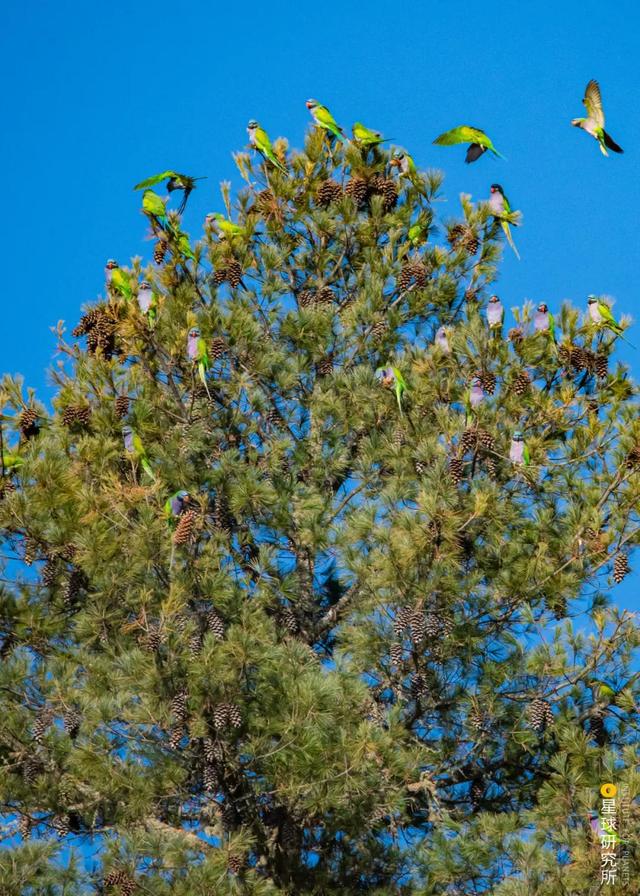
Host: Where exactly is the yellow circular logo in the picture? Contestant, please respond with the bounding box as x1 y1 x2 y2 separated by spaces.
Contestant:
601 783 617 798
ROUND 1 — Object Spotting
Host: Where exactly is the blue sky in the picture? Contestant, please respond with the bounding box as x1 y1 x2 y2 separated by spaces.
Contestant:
1 0 639 608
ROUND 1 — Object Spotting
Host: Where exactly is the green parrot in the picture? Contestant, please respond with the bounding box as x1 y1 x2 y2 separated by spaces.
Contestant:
488 184 520 260
587 296 623 335
589 679 617 703
137 281 158 325
306 99 346 142
376 366 407 414
433 125 504 163
134 171 206 214
188 327 211 398
123 426 155 480
408 216 430 247
390 150 427 198
571 80 623 157
352 122 392 146
164 490 191 527
2 451 23 473
509 431 530 466
247 120 287 173
109 266 133 300
142 189 170 232
205 213 247 240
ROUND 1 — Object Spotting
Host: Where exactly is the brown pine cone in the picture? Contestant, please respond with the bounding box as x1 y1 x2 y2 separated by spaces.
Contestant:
316 179 343 207
114 395 130 420
153 240 168 265
512 371 530 395
449 456 464 485
173 509 196 546
595 354 608 379
344 176 370 208
479 371 497 395
369 175 398 211
613 552 630 584
226 259 243 288
297 288 317 309
210 336 226 360
316 354 334 377
460 428 477 454
19 408 40 439
371 319 388 341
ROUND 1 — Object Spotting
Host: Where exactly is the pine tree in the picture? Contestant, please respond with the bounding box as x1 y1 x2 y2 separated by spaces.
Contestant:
1 121 640 895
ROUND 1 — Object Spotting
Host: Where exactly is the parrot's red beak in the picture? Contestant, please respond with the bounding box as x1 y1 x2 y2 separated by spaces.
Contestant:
306 100 312 109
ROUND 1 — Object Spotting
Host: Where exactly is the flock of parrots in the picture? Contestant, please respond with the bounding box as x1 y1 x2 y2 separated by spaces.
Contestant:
1 83 628 501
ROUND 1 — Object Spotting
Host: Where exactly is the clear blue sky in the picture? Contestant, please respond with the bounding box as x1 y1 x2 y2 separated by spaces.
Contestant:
1 0 639 608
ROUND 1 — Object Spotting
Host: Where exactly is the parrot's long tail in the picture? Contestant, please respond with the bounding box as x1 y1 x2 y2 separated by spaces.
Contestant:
502 222 521 260
199 363 213 399
141 458 156 481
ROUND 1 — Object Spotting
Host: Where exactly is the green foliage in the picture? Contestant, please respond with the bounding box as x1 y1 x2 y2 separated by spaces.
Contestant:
1 125 639 894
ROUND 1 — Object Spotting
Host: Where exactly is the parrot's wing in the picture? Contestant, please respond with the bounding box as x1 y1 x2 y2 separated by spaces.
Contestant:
583 80 605 127
434 125 487 146
598 302 617 323
255 127 273 151
393 368 407 389
523 445 531 465
132 433 145 455
315 105 340 129
134 171 176 190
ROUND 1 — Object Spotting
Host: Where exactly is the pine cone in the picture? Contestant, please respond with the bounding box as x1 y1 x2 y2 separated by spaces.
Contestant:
210 336 226 360
449 456 464 485
265 407 283 427
613 552 630 584
448 224 478 254
63 706 82 739
226 259 243 288
484 456 497 478
19 408 39 439
63 568 87 608
277 607 299 635
33 706 53 744
316 179 343 207
227 702 242 729
512 370 530 395
22 756 42 783
508 327 524 344
393 605 412 636
392 427 405 448
61 405 91 428
411 672 429 701
315 285 335 306
414 459 428 476
529 697 553 733
409 608 426 644
345 176 370 208
460 428 477 454
104 869 136 895
589 708 607 746
212 267 227 286
23 537 36 566
18 815 32 839
478 430 495 452
213 702 230 731
397 260 428 291
316 354 334 377
42 557 58 586
153 240 168 265
479 371 497 395
145 624 163 652
468 705 485 732
205 607 226 640
390 642 404 667
297 289 317 309
52 815 70 838
227 853 245 874
173 509 196 546
595 354 608 379
369 175 398 211
114 395 130 420
625 445 640 469
213 495 234 533
203 761 218 792
371 319 388 341
424 612 442 639
171 689 188 725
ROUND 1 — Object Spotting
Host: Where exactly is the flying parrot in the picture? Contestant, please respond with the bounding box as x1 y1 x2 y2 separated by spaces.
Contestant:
587 296 623 335
205 213 248 240
571 80 623 157
305 99 346 142
534 303 555 340
376 366 407 414
509 430 530 466
137 281 158 324
435 326 450 354
488 184 520 260
247 120 287 173
352 122 391 146
134 171 205 214
486 294 504 330
122 425 155 480
187 327 211 397
433 125 504 163
164 489 191 526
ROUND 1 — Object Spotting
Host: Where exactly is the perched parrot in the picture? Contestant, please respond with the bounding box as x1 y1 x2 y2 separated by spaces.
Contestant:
122 425 155 480
105 259 119 286
587 296 623 335
205 213 247 240
306 99 346 142
137 281 157 324
187 327 211 397
1 451 23 473
247 120 287 173
571 80 623 157
488 184 520 260
376 366 407 414
390 150 427 196
142 189 170 232
465 377 484 424
435 326 450 354
509 430 530 466
108 265 133 300
433 125 504 163
164 489 191 526
408 217 429 246
486 295 504 330
134 171 205 214
352 122 391 146
589 679 617 703
534 303 555 340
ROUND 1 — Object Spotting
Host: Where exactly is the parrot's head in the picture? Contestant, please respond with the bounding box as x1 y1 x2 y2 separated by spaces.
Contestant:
188 327 200 339
490 184 504 195
436 326 447 337
139 281 150 291
122 425 133 437
587 295 598 305
390 151 405 169
247 120 258 132
571 118 582 128
513 430 523 441
538 303 548 313
105 259 119 270
306 99 318 111
489 294 500 304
